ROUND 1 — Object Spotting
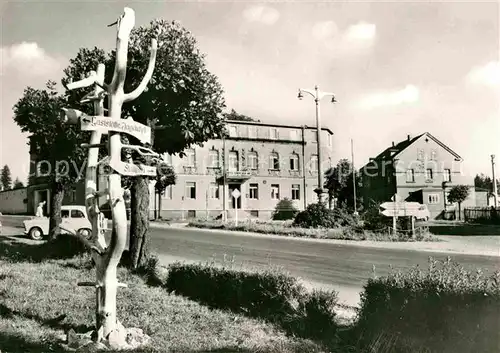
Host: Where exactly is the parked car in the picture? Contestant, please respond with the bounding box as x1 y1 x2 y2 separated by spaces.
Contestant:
23 205 92 240
415 204 430 221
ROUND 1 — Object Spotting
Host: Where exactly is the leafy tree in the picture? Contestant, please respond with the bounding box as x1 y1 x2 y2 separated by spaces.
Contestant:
13 81 88 240
447 185 471 220
13 178 24 189
223 109 260 122
324 159 361 212
154 162 176 219
62 19 226 268
1 165 12 190
272 198 299 220
474 173 499 193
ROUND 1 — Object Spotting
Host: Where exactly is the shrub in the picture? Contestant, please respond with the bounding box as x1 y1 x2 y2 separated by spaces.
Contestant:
293 202 338 228
165 262 339 341
355 257 500 353
272 198 299 220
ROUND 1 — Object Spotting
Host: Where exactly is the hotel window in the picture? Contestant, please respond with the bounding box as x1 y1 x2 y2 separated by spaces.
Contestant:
406 169 415 183
208 150 219 168
228 151 239 171
417 149 424 161
185 149 195 167
209 183 219 199
249 183 259 199
270 127 279 139
185 182 196 199
290 153 299 171
428 194 440 204
291 184 300 200
164 185 173 199
248 126 257 138
269 152 280 170
444 169 451 182
248 151 258 170
310 155 318 172
271 184 280 199
425 168 433 180
430 149 437 160
228 125 237 137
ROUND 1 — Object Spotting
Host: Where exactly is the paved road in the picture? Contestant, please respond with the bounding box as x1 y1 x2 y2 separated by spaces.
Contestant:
149 227 500 288
2 215 499 306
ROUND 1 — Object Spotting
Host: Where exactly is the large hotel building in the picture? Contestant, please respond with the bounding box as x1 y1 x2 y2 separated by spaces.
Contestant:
150 120 334 220
25 120 334 220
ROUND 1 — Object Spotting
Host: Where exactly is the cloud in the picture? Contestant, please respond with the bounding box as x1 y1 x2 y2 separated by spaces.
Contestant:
0 41 62 77
305 20 376 57
466 61 500 87
358 85 420 110
345 22 376 41
243 5 280 25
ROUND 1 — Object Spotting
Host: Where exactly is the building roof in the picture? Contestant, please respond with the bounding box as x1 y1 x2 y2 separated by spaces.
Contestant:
226 119 334 135
361 132 463 170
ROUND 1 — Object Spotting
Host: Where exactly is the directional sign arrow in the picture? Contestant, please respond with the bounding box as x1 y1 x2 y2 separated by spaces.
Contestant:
107 159 156 177
382 209 420 217
80 116 152 144
380 201 421 211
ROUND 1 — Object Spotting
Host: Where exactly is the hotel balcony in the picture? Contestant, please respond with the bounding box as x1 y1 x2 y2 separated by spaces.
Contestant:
215 169 253 182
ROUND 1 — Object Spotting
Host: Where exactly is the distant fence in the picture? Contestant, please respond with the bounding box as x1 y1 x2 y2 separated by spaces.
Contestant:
464 207 500 224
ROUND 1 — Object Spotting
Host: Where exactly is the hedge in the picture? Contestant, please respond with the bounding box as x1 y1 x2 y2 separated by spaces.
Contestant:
165 262 339 342
354 257 500 353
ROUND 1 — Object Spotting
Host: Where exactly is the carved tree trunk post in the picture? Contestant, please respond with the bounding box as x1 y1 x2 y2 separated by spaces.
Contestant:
60 7 157 348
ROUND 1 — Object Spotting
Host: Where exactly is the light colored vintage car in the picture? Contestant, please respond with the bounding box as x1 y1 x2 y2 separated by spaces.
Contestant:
23 205 92 240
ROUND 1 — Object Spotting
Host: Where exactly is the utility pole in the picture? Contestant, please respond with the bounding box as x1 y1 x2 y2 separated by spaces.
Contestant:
222 132 227 222
298 85 336 203
492 155 498 208
351 138 358 216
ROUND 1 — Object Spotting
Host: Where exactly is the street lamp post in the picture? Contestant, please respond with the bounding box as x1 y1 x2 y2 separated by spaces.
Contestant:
298 85 336 203
492 155 498 208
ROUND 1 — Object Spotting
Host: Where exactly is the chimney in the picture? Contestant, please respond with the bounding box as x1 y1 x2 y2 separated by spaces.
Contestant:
392 141 395 147
407 134 411 141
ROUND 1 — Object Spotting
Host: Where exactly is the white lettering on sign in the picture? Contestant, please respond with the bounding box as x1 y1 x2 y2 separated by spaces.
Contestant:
81 116 151 144
108 159 156 177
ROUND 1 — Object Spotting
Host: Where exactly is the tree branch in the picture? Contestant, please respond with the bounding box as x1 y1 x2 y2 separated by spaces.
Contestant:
124 38 158 103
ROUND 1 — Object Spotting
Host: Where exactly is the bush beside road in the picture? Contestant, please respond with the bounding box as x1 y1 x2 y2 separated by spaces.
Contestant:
0 232 499 352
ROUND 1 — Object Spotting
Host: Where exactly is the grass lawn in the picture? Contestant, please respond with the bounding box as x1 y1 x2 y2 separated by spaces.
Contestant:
0 235 326 353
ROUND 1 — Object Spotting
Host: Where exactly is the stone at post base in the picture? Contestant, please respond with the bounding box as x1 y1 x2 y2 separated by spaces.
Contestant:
61 325 151 352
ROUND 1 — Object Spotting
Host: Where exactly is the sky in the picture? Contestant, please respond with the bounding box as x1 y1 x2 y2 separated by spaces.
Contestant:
1 0 499 184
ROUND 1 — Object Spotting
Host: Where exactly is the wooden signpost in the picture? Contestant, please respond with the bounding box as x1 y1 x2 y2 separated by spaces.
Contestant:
59 6 158 349
232 189 241 226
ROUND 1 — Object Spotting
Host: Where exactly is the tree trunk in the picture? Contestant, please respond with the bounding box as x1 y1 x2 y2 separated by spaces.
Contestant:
458 203 462 221
127 176 150 268
48 182 65 241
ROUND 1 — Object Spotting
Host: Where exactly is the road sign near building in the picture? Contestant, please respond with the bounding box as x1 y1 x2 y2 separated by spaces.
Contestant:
231 189 241 226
